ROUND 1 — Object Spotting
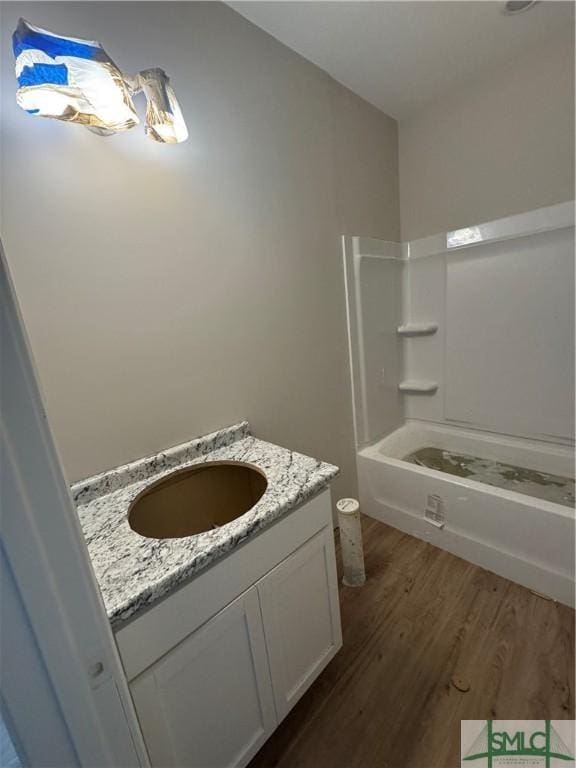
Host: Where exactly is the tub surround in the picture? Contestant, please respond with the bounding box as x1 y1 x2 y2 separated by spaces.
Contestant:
343 204 575 607
72 422 339 628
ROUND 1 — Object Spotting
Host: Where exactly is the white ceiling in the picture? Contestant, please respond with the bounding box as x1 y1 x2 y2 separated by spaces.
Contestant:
228 1 574 119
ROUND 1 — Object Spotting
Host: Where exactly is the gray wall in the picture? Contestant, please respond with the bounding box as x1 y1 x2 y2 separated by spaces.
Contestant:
0 2 400 500
399 31 575 240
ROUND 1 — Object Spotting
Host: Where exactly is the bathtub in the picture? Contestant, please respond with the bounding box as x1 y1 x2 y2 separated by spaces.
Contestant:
357 420 575 607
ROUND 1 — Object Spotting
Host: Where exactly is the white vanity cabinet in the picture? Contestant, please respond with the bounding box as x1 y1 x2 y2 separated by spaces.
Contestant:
116 489 342 768
130 588 276 768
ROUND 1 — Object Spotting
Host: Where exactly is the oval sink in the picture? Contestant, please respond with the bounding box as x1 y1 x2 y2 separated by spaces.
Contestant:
128 461 267 539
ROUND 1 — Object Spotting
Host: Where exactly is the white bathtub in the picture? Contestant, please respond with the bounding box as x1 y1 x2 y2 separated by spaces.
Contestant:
357 420 575 606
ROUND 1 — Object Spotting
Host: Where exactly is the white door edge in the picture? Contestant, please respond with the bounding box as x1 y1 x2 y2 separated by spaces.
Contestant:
1 241 149 767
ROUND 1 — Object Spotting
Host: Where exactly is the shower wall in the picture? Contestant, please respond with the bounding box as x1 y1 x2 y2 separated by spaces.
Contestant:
342 237 404 447
344 202 575 448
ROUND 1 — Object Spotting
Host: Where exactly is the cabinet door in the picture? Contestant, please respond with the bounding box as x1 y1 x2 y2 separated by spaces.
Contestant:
130 588 276 768
257 527 342 721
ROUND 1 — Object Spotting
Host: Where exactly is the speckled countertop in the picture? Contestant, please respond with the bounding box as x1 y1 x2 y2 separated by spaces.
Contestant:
72 422 339 629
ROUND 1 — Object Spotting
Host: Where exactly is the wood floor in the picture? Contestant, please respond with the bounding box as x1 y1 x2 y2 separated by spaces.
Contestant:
249 516 575 768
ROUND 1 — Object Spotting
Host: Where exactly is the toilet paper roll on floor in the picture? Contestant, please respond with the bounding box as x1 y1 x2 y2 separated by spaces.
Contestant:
336 498 366 587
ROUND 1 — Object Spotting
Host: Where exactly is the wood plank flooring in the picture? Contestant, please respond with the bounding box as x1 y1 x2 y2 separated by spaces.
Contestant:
249 516 575 768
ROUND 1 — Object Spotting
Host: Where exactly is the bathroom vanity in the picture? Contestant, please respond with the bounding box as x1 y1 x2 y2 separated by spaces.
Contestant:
72 422 342 768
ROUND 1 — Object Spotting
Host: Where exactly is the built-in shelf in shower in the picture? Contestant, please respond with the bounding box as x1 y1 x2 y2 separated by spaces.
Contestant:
397 322 438 337
398 380 438 395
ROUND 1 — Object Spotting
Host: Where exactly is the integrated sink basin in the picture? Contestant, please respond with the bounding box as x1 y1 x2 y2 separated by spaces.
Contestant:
128 461 267 539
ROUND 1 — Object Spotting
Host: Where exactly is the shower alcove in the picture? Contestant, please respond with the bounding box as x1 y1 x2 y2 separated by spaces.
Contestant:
342 202 575 606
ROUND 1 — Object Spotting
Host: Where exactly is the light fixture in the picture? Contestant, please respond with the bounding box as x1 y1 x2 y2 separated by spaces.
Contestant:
13 18 188 143
136 69 188 144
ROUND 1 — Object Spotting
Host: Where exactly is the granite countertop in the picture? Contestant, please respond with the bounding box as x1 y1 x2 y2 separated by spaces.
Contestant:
72 422 339 629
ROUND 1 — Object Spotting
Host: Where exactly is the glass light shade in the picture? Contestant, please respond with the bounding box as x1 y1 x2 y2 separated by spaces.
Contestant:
13 18 139 134
13 19 188 144
138 68 189 144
